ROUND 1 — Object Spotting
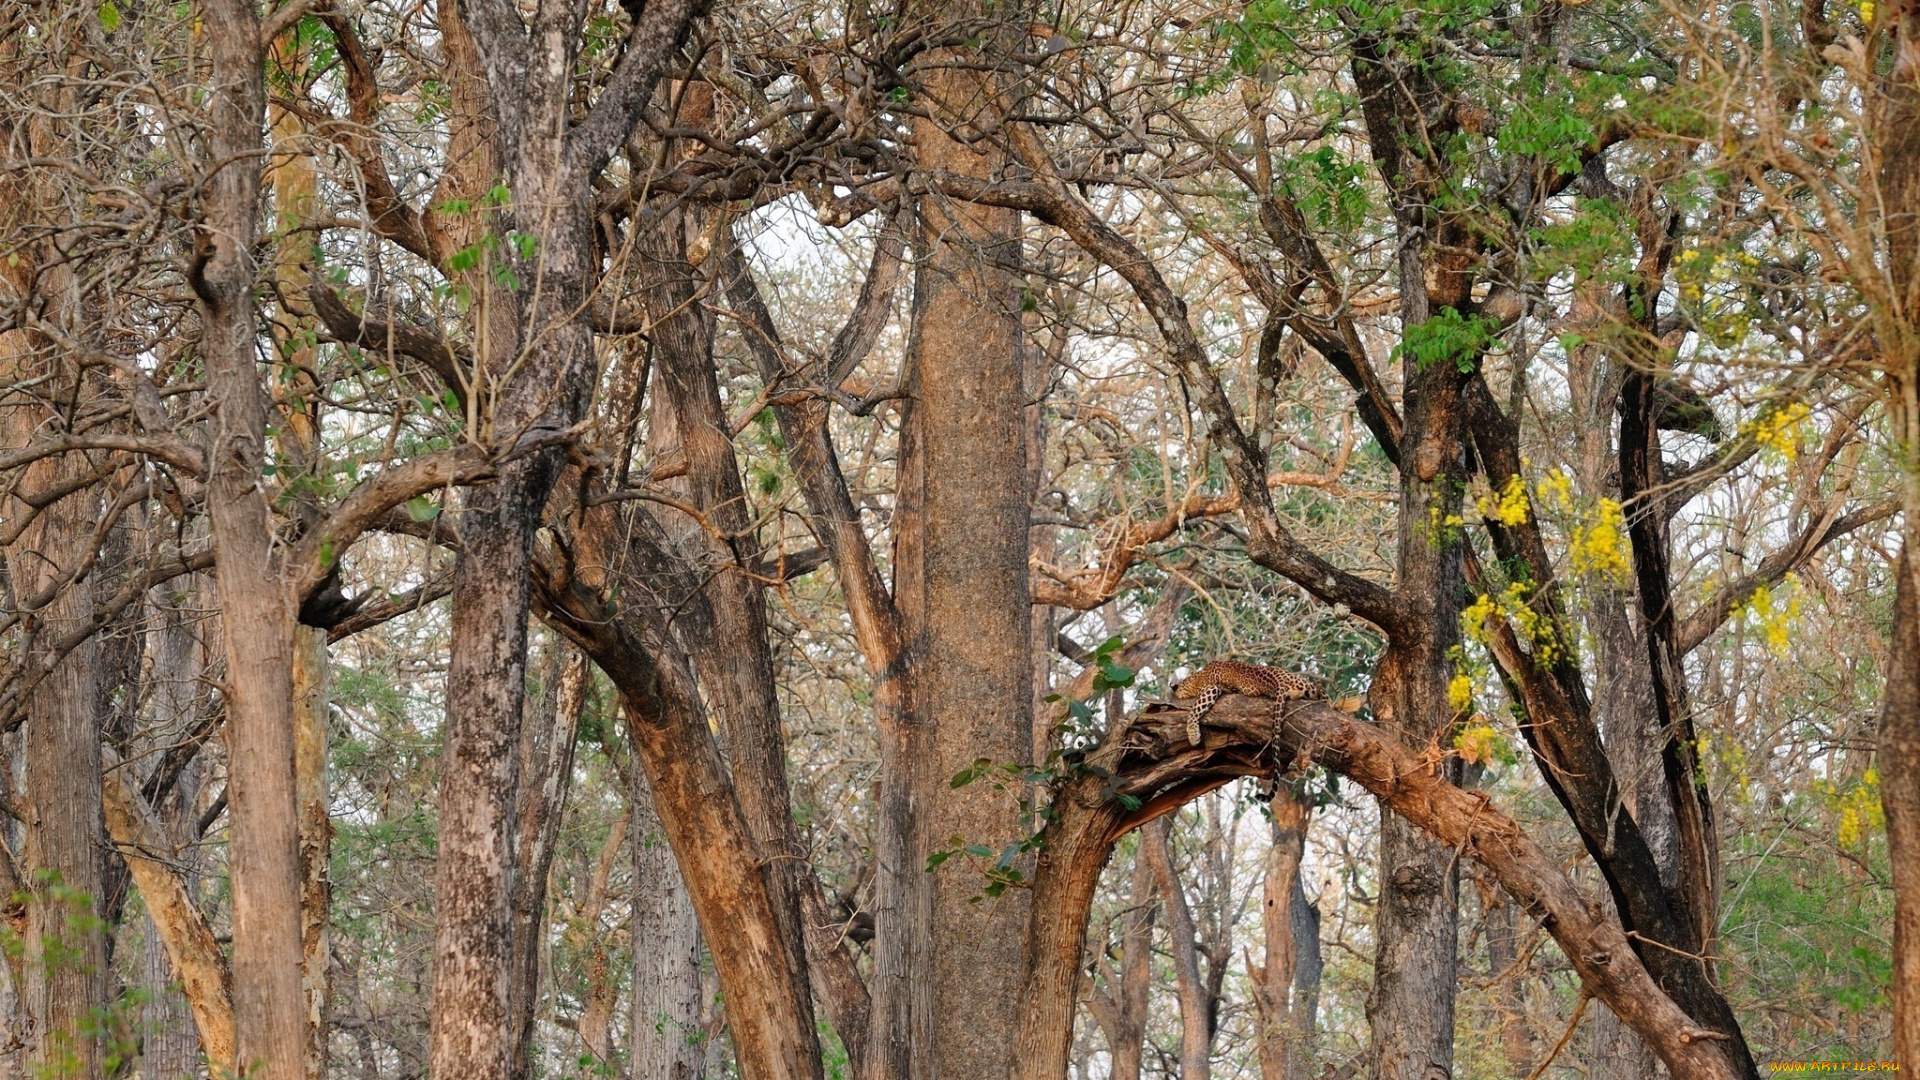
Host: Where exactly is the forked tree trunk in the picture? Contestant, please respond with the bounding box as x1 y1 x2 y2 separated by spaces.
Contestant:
636 208 821 1079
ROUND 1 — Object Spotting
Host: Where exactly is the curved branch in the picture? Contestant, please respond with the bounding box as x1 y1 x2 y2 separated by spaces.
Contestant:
1676 498 1897 654
1014 695 1744 1080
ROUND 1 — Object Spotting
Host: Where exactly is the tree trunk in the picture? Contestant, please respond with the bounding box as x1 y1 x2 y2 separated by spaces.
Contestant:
1875 2 1920 1062
1254 793 1310 1080
1366 355 1467 1080
629 746 705 1080
1482 887 1534 1079
1881 540 1920 1070
193 2 308 1073
1146 818 1212 1080
1287 867 1322 1080
16 470 106 1078
1 67 109 1079
133 598 208 1080
636 207 822 1080
427 0 700 1068
508 645 589 1077
294 626 331 1078
902 49 1033 1080
1097 845 1154 1080
536 491 828 1080
430 459 550 1076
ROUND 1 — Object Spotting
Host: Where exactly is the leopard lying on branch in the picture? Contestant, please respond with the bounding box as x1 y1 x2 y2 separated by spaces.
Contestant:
1170 660 1326 745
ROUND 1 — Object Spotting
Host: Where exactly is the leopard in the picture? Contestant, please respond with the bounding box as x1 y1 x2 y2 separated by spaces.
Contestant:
1171 660 1326 745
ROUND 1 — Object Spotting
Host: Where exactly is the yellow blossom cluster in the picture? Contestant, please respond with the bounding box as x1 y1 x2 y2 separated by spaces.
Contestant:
1460 583 1560 665
1447 672 1475 713
1746 402 1811 460
1452 718 1513 767
1735 573 1804 656
1535 468 1634 582
1475 475 1530 526
1819 769 1884 847
1568 497 1632 580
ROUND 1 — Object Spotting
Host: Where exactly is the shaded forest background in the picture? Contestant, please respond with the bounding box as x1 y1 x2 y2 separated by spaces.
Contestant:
0 0 1914 1078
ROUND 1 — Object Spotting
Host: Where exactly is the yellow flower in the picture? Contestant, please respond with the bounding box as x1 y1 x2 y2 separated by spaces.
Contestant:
1538 468 1574 512
1453 720 1506 765
1447 673 1475 713
1476 475 1530 526
1746 402 1811 460
1736 573 1803 656
1568 498 1633 582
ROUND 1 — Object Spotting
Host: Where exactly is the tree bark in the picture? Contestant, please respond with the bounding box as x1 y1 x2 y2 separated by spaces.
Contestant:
902 48 1033 1080
1096 844 1154 1080
718 237 899 1080
191 2 307 1072
1876 2 1920 1062
629 743 705 1080
535 490 825 1080
1146 818 1212 1080
508 645 588 1078
636 208 822 1079
1253 793 1310 1080
426 2 701 1069
101 752 236 1073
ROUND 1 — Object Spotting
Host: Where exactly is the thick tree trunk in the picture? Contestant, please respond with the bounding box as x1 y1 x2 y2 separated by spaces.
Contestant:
193 3 307 1074
1367 358 1467 1080
629 747 705 1080
1876 3 1920 1062
16 470 105 1078
903 51 1033 1080
1 74 108 1080
430 456 552 1076
425 3 700 1067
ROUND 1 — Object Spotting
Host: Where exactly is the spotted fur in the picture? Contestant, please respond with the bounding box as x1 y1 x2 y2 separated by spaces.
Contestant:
1172 660 1325 745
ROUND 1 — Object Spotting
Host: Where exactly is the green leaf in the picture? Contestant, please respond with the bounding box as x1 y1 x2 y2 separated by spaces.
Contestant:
98 1 120 31
404 496 440 523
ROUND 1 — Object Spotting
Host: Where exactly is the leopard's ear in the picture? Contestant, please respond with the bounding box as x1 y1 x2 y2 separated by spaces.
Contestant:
1332 696 1366 713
